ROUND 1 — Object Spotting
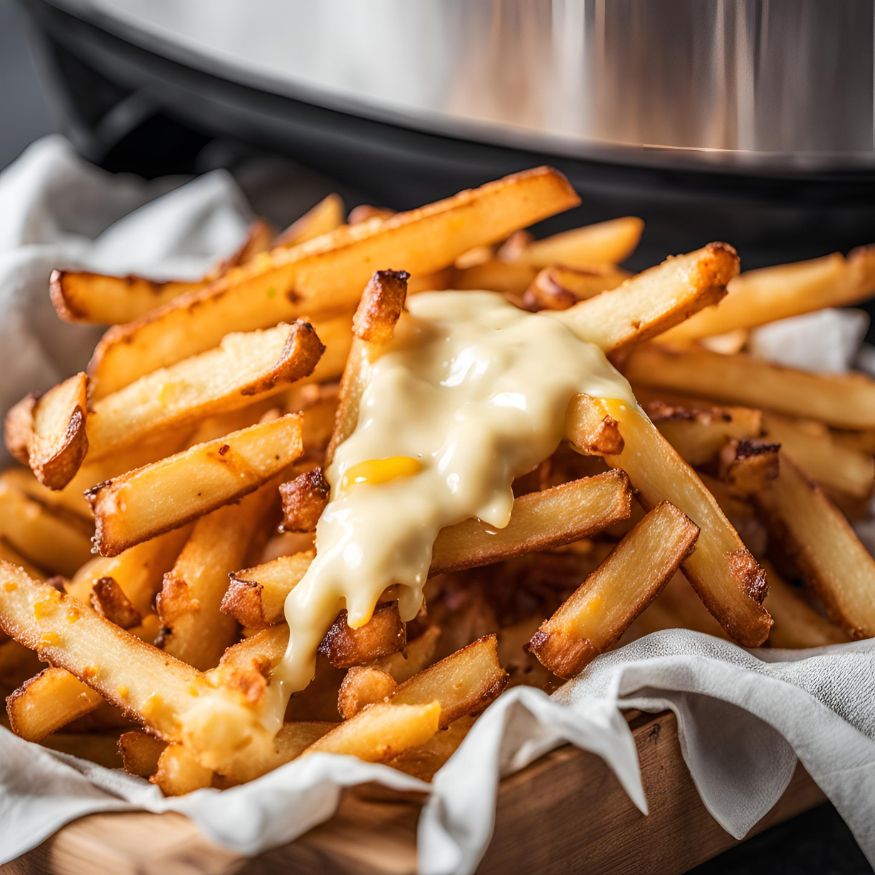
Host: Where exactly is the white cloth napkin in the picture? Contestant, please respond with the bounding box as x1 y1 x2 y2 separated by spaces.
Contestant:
0 138 873 874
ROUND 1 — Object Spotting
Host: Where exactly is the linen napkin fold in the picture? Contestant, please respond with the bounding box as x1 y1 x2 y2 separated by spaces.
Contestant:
0 138 872 875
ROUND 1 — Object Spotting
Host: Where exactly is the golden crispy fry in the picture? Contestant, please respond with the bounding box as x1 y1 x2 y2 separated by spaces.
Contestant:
224 551 313 629
276 194 345 247
762 413 874 499
645 400 763 466
305 701 440 762
157 478 279 670
520 217 644 269
752 456 875 639
119 730 166 778
373 625 441 683
337 666 397 719
86 322 322 459
279 468 329 532
0 480 92 577
88 168 578 396
90 577 141 628
581 397 772 645
565 394 624 456
5 373 89 489
529 502 699 678
663 246 875 341
352 269 409 344
557 243 738 353
625 344 875 430
319 603 407 669
153 742 214 795
389 716 474 781
763 563 849 649
717 439 781 496
523 264 630 310
88 414 303 556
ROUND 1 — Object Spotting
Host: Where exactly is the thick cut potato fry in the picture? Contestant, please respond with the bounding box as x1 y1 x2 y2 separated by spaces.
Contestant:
337 667 398 719
86 322 322 459
5 373 89 489
157 478 279 670
763 563 848 649
319 604 407 668
577 398 772 646
153 743 215 795
717 439 781 496
88 414 303 556
557 243 738 353
223 473 631 629
280 468 329 532
565 394 624 456
90 577 141 628
663 246 875 341
451 259 536 297
304 701 440 763
88 168 579 396
0 480 92 577
119 730 167 778
351 269 409 344
645 400 763 467
762 413 874 499
529 503 699 678
50 217 276 325
276 193 345 247
753 456 875 639
524 264 630 311
625 344 875 430
520 218 644 269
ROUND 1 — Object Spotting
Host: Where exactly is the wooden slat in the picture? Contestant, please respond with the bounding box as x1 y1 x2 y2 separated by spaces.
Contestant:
2 711 823 875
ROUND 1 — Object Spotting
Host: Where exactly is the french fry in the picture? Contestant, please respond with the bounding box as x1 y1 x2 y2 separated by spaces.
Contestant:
157 477 280 670
451 259 536 297
88 414 303 556
565 394 624 456
337 666 398 719
223 473 632 629
625 344 875 430
529 502 699 678
523 264 629 310
519 217 644 269
88 168 579 396
761 413 874 499
86 321 323 459
119 730 167 778
578 398 772 645
763 563 849 649
557 243 738 353
5 373 89 489
645 400 763 466
348 204 394 225
663 246 875 341
319 604 407 669
373 625 441 683
276 193 345 247
153 743 214 795
0 480 92 577
279 468 330 532
90 578 141 628
717 439 781 496
752 456 875 639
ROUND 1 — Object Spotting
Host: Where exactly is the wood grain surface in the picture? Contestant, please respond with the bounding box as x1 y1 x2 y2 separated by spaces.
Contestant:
2 711 823 875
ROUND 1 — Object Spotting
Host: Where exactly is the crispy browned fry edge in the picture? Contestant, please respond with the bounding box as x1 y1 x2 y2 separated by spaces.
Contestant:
5 373 89 490
280 468 330 532
338 666 398 719
625 344 875 430
157 478 279 670
529 502 699 678
523 264 629 311
225 473 631 630
644 400 763 467
87 413 303 556
352 269 410 344
90 577 141 629
276 194 345 246
521 217 644 269
664 245 875 341
579 397 772 646
119 730 167 778
565 394 624 455
763 563 849 649
87 321 323 459
717 439 780 496
557 243 738 353
88 168 578 397
319 604 407 668
752 455 875 638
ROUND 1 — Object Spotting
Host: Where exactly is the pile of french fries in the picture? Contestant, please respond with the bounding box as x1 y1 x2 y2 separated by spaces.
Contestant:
0 167 872 796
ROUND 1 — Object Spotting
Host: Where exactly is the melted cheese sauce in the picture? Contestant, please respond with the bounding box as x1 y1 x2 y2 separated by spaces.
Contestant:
272 291 634 710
